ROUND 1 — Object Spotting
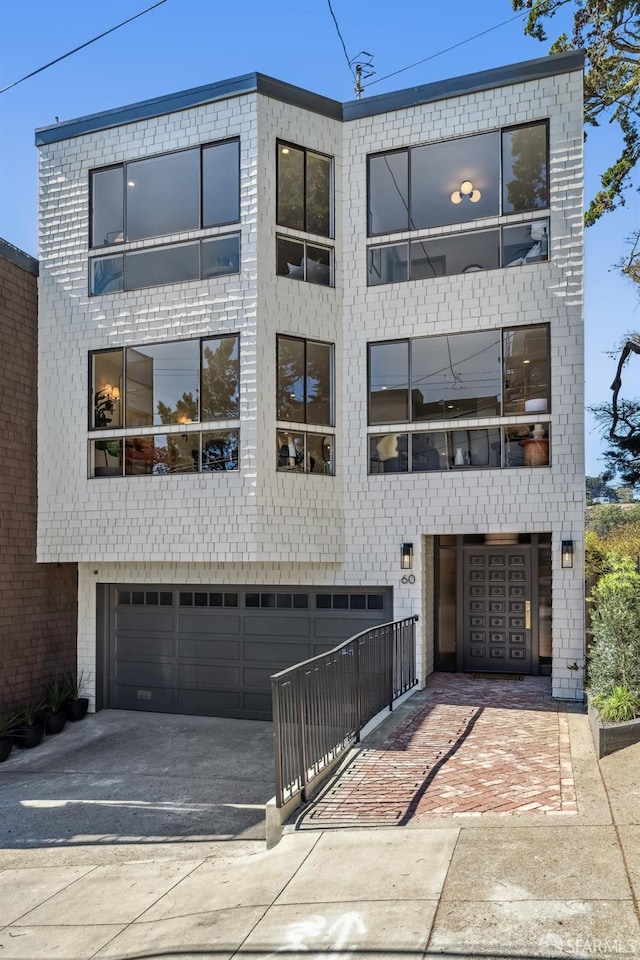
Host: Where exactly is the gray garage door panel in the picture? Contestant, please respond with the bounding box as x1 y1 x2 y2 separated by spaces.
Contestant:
115 660 175 684
116 610 176 633
314 617 384 638
178 689 241 714
177 613 242 635
243 616 311 637
108 585 392 720
114 684 177 712
178 663 240 686
244 640 312 662
114 635 176 659
178 638 241 660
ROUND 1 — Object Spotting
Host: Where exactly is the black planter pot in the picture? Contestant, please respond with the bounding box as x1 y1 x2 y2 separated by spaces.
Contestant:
0 737 13 762
44 711 67 735
16 722 45 749
64 698 89 722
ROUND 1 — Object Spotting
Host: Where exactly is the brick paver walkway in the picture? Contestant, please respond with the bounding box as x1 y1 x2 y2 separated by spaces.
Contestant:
299 674 577 827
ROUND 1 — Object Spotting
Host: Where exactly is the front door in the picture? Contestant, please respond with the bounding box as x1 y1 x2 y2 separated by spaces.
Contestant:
461 546 533 673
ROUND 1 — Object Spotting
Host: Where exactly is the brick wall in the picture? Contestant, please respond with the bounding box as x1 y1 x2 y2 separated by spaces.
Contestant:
0 242 77 708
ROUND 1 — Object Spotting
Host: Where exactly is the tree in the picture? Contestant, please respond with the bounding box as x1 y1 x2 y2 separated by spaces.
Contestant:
586 473 620 502
512 0 640 225
586 502 640 537
591 341 640 488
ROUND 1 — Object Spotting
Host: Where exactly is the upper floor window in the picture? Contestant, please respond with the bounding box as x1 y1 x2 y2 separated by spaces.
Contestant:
276 335 334 476
367 219 548 286
276 335 334 426
367 122 548 236
368 325 550 425
91 335 239 430
89 335 239 478
277 141 333 238
90 234 240 295
90 139 240 248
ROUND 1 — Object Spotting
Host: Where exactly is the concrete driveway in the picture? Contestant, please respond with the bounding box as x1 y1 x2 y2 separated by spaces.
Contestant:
0 710 274 863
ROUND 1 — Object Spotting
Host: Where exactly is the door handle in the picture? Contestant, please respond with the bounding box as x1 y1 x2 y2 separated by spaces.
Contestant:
525 600 531 629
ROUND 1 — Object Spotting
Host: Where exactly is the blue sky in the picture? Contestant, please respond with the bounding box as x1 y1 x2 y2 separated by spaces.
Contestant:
1 0 638 476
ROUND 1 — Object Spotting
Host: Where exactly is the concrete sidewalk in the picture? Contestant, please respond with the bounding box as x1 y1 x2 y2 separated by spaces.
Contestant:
1 700 640 959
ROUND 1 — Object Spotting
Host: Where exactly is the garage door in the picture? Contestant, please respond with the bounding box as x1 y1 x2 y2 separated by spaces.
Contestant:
108 585 393 720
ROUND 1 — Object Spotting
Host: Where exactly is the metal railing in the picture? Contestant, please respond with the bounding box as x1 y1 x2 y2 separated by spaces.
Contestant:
271 616 418 809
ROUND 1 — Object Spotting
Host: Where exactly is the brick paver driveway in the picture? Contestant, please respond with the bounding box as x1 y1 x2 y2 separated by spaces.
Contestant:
299 674 577 827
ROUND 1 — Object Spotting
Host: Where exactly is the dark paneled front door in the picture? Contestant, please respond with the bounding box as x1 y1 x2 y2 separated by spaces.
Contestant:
462 546 533 673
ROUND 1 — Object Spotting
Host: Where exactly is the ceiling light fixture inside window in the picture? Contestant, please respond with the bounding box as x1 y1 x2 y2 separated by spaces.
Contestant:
450 180 481 204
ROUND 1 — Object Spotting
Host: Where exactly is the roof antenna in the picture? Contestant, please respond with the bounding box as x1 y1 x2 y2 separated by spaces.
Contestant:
350 51 375 99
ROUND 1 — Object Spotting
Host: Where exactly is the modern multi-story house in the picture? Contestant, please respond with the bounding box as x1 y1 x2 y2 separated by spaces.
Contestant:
36 51 585 718
0 239 77 707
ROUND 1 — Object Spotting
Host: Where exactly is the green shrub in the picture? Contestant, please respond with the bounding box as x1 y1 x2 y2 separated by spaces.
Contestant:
585 530 609 579
592 685 640 723
588 555 640 699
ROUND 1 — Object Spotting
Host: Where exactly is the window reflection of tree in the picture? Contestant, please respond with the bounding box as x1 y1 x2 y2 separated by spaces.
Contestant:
504 126 548 212
277 338 332 425
277 145 331 237
201 338 239 420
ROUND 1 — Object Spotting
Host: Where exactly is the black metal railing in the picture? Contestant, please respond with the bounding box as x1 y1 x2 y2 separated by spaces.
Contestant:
271 616 418 809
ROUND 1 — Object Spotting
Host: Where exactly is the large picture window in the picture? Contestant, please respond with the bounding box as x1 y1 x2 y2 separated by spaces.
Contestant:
367 122 548 236
368 325 551 473
90 139 240 248
368 325 549 425
89 335 240 478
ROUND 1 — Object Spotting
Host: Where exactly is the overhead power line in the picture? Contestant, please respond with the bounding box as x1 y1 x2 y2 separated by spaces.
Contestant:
364 11 528 89
0 0 169 95
327 0 354 77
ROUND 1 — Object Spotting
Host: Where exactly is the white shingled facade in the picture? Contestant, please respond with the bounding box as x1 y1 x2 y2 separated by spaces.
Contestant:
37 55 585 707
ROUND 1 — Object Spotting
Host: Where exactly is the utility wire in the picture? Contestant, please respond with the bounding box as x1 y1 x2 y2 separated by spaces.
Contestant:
327 0 355 77
364 11 528 89
0 0 169 95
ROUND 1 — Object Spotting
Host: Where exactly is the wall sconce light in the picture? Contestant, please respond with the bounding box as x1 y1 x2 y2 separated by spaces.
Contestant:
561 540 574 569
450 180 481 204
401 543 413 570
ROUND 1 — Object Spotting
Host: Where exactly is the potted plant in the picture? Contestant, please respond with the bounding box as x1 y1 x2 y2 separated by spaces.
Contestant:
43 677 68 734
62 670 89 722
0 709 18 763
15 701 45 749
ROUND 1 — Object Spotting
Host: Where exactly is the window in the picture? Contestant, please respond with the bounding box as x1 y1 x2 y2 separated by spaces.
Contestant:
90 234 240 295
89 335 240 478
276 141 334 287
90 139 240 248
276 334 335 475
369 426 550 473
368 326 551 473
277 335 334 425
277 142 333 238
246 592 309 609
367 219 548 286
368 326 549 425
367 122 548 236
316 594 385 610
276 236 332 287
276 431 334 475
